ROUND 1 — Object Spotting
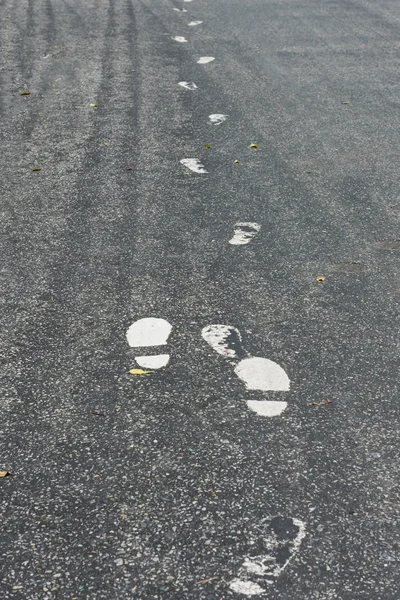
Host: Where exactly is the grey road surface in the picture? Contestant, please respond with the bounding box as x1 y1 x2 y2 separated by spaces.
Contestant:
1 0 400 598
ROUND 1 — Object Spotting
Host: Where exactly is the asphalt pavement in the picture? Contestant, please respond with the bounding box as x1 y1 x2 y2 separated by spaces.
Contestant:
1 0 400 598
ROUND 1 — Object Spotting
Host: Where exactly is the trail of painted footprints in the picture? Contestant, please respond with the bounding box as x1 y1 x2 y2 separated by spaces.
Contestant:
125 3 306 595
127 318 289 417
126 321 303 591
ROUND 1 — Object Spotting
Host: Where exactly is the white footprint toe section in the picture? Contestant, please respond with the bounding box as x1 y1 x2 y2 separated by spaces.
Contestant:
126 318 172 370
201 324 243 360
235 357 290 391
229 222 261 245
172 36 188 42
126 318 172 347
188 20 202 26
247 400 288 417
209 114 228 125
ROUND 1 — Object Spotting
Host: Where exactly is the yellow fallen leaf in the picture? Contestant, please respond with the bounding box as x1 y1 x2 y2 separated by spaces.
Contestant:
316 276 325 282
234 159 240 164
20 91 31 96
0 471 13 478
204 143 211 149
31 167 41 172
341 101 350 105
90 103 98 107
250 143 258 148
129 368 153 375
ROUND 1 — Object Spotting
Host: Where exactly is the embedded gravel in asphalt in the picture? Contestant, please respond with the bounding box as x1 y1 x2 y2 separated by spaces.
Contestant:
1 0 400 598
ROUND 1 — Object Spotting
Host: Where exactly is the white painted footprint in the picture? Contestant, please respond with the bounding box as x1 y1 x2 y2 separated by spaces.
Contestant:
180 158 208 173
188 20 202 26
178 81 198 90
172 36 188 43
201 324 289 416
126 317 172 369
197 56 215 64
229 517 306 596
173 7 187 11
209 113 228 125
229 222 261 246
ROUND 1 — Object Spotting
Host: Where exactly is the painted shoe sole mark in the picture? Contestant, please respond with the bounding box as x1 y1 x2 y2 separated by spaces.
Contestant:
229 222 261 245
126 317 172 370
201 324 290 416
180 158 208 173
229 517 306 595
178 81 198 90
209 114 228 125
197 56 215 64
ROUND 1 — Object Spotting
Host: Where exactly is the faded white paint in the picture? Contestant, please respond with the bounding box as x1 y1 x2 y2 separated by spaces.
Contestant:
229 222 261 245
241 518 306 580
202 324 290 416
126 318 172 348
135 355 170 369
180 158 208 173
197 56 215 64
178 81 198 90
172 36 188 43
235 357 290 391
229 518 306 596
209 114 228 125
201 324 242 359
247 400 288 417
229 579 266 596
290 519 306 554
173 7 187 11
188 20 202 26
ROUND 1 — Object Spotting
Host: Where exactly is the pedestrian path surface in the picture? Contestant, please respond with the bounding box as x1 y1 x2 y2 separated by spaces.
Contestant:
0 0 399 598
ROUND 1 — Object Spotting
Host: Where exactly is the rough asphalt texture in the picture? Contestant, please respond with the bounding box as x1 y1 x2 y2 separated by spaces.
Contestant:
1 0 400 598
